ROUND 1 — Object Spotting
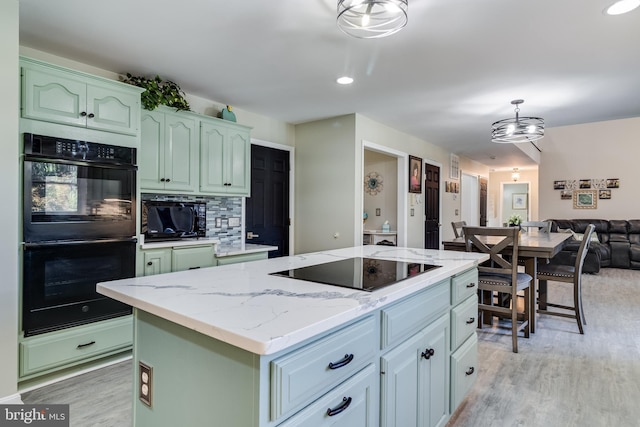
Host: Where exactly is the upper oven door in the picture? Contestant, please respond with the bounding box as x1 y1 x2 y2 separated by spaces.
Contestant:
23 157 136 242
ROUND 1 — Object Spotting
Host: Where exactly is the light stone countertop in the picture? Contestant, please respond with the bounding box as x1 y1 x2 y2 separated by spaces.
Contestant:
97 246 487 355
139 235 277 257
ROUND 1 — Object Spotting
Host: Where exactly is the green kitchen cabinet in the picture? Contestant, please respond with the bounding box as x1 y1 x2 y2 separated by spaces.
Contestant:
21 57 142 136
142 248 172 276
140 108 197 192
171 246 216 272
199 118 251 196
380 314 449 427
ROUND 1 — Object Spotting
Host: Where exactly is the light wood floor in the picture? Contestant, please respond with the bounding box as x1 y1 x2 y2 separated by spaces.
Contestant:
23 268 640 427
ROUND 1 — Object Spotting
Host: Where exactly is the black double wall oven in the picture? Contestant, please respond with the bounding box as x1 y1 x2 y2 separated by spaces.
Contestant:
22 133 136 336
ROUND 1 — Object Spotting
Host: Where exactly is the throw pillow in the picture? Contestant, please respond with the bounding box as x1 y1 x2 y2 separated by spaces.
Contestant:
571 231 600 243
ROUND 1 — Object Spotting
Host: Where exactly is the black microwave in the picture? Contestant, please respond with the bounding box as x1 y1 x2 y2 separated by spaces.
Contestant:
142 201 207 240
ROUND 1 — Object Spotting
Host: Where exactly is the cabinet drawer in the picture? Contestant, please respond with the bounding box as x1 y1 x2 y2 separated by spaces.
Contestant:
381 279 449 349
451 269 478 306
450 334 478 412
451 295 477 351
20 316 132 377
270 316 376 421
215 251 267 266
171 246 215 272
277 364 377 427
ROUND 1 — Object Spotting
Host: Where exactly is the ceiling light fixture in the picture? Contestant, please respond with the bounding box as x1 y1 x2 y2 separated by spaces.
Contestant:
605 0 640 15
491 99 545 144
512 168 520 182
337 0 408 39
336 76 354 85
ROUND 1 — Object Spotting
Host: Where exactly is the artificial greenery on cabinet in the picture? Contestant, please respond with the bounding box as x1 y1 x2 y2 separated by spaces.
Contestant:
121 73 190 111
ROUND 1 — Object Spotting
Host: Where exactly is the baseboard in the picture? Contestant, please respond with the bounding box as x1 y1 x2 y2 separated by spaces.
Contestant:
0 393 23 404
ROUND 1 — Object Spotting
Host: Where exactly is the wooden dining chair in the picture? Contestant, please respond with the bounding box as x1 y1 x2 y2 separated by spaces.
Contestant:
451 221 467 238
520 221 552 233
463 226 532 353
536 224 595 334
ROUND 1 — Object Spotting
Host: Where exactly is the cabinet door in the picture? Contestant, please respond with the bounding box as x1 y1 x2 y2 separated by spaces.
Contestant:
199 122 227 193
86 83 140 135
226 128 250 195
164 114 197 192
143 249 172 276
22 66 87 127
139 111 166 190
381 314 449 427
171 246 215 272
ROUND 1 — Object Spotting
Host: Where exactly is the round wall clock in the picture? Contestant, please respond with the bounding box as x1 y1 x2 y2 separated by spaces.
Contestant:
364 172 384 195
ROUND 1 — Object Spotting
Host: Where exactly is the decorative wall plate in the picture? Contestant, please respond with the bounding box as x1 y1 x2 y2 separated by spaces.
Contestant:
364 172 384 195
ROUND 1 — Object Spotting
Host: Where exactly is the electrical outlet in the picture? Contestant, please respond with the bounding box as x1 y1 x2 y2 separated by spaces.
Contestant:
139 362 153 407
410 208 415 216
376 208 381 216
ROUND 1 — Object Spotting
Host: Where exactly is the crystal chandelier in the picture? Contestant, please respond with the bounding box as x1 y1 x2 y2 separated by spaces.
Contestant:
337 0 408 39
491 99 545 144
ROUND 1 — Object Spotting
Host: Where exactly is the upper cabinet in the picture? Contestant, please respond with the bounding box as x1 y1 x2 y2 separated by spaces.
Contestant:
200 118 251 196
139 108 197 192
20 57 142 136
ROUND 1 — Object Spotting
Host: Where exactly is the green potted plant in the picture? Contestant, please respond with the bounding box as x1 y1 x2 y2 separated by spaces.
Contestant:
121 73 190 111
507 214 523 228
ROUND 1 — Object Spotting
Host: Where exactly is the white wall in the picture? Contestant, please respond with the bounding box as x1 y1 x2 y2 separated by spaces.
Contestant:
294 115 357 254
363 150 397 231
539 117 640 220
0 0 20 403
487 168 539 226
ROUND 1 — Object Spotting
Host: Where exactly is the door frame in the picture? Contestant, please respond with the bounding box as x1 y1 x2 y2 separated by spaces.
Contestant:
461 172 480 226
424 158 443 248
361 141 407 247
249 138 295 254
500 181 531 225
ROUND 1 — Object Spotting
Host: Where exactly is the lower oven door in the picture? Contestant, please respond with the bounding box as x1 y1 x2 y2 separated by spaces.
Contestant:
22 239 135 336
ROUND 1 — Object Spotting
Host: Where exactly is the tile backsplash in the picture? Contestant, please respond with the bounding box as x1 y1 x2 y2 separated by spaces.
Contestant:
142 194 243 244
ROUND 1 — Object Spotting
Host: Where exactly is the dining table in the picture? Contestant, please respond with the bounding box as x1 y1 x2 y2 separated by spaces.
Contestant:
443 229 573 333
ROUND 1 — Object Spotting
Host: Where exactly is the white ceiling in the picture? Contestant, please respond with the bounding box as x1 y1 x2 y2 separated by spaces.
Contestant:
18 0 640 169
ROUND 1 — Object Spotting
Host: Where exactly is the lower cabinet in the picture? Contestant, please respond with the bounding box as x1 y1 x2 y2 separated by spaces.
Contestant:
172 246 215 272
215 251 268 266
19 315 132 380
380 314 449 427
142 248 172 276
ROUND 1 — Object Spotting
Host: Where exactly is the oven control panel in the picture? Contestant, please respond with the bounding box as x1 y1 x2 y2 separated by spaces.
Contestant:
24 133 136 165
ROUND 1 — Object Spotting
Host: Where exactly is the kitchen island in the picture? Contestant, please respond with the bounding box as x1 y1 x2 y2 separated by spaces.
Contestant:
98 246 487 427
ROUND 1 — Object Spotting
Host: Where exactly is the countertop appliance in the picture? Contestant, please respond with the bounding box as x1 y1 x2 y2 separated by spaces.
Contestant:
22 133 136 336
141 200 207 240
270 257 440 292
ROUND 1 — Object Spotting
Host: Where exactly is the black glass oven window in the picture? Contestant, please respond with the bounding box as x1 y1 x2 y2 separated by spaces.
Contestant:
270 257 440 292
43 254 125 300
28 161 133 223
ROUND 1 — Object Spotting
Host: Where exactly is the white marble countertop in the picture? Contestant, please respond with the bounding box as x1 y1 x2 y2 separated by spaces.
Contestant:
97 246 487 356
140 236 221 250
139 236 277 257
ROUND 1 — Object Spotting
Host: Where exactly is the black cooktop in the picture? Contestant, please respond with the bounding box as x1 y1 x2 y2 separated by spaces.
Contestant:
270 257 440 292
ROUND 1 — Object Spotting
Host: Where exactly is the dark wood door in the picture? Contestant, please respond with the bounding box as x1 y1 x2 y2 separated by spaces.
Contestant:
479 177 488 226
245 145 290 258
424 163 440 249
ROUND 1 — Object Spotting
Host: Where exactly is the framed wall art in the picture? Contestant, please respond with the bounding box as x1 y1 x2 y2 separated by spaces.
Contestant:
512 193 527 210
573 189 597 209
450 153 459 179
409 155 422 194
599 189 612 199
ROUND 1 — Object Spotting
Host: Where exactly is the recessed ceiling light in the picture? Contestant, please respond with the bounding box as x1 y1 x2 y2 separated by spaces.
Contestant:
336 76 354 85
605 0 640 15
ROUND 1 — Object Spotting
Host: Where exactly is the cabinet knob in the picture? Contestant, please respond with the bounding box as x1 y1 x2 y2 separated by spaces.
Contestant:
466 317 476 324
147 261 153 266
465 367 475 376
466 282 476 288
88 113 95 118
421 348 435 360
165 178 171 182
160 178 166 182
80 111 87 117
